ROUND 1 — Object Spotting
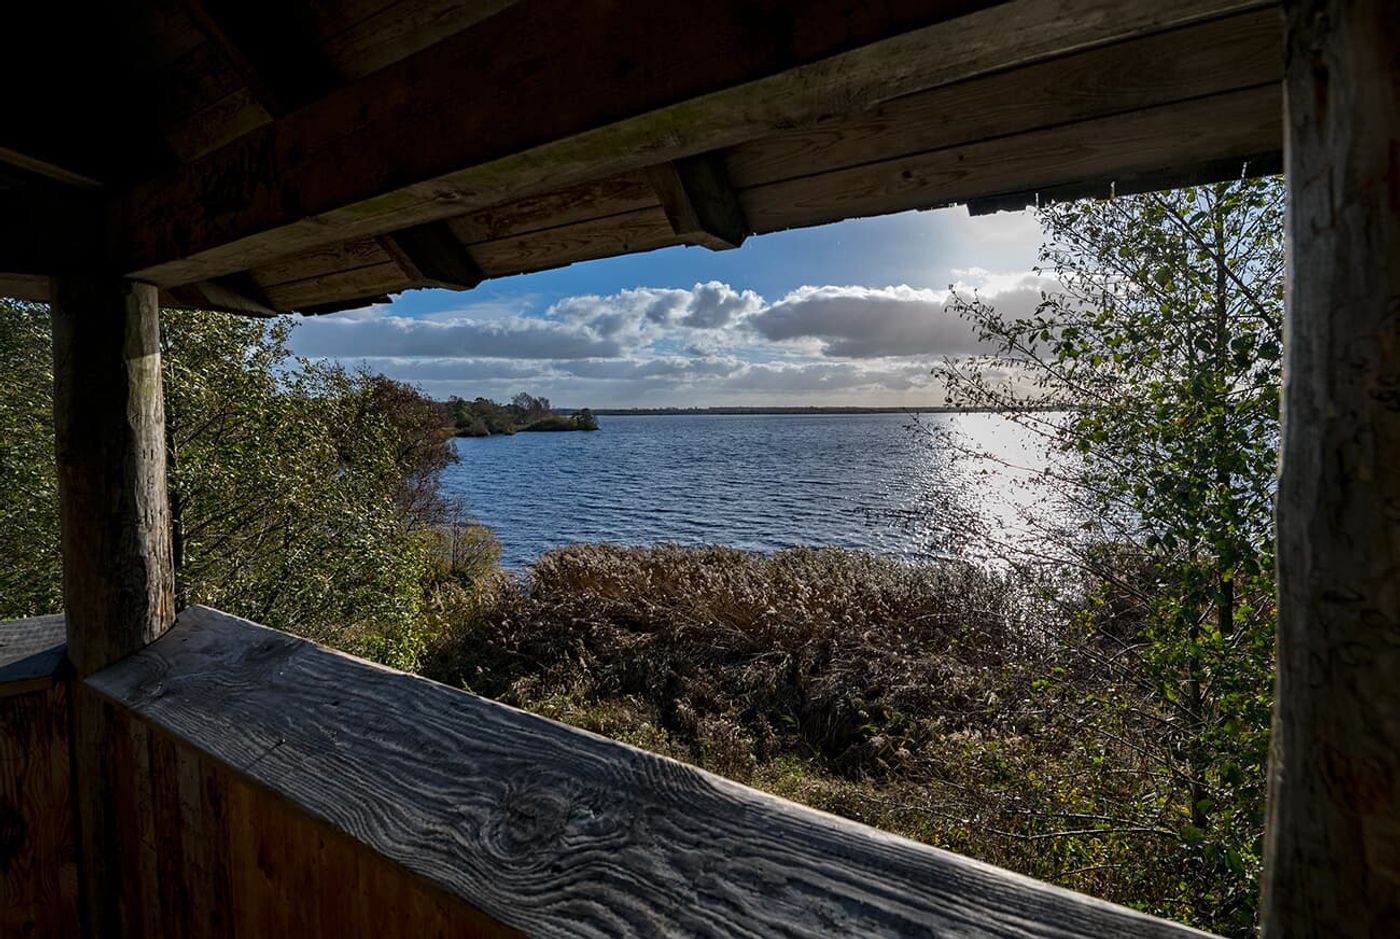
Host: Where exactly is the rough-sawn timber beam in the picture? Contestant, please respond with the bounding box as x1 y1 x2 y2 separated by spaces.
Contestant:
377 221 485 290
166 273 277 316
0 147 103 190
87 606 1215 938
181 0 341 117
647 154 749 250
107 0 1275 288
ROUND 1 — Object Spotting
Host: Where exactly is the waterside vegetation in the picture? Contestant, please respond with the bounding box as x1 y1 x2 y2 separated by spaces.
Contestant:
448 393 598 436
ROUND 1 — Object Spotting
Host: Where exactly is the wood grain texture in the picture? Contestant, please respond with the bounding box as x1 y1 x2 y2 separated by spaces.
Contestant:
88 606 1212 938
140 6 1278 317
70 680 512 938
742 84 1279 233
469 208 680 280
0 614 66 697
647 154 750 251
318 0 522 81
49 278 175 677
1262 0 1400 934
263 261 406 311
108 0 1271 287
0 682 80 938
378 221 485 290
724 7 1281 188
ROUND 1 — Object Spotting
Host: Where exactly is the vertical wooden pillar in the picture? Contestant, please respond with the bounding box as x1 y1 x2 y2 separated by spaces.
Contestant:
1263 0 1400 934
50 277 174 676
51 277 177 936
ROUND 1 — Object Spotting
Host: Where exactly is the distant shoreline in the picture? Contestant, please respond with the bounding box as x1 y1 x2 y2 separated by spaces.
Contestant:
561 405 1053 417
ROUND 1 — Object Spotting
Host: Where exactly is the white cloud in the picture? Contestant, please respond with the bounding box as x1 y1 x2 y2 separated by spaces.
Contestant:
291 314 622 359
288 271 1057 405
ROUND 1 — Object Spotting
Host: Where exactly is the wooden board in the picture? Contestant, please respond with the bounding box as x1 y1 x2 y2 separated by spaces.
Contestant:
107 0 1272 286
0 614 66 697
88 606 1213 938
723 7 1281 188
70 680 516 939
741 84 1280 231
0 681 80 938
196 7 1281 314
228 12 1279 315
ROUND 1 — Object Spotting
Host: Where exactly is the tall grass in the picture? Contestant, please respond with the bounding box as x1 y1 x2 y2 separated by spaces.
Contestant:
419 543 1178 912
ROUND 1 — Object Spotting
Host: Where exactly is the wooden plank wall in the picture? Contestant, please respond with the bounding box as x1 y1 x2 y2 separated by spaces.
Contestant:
0 616 80 938
72 686 514 939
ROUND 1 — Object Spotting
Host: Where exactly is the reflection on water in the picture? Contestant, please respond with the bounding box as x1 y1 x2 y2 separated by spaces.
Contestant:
441 412 1051 568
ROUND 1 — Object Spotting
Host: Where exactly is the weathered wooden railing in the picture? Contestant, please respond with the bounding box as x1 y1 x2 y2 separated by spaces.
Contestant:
1 607 1212 937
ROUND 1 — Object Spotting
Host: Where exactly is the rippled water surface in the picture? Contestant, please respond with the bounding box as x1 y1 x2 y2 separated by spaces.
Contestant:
442 413 1045 568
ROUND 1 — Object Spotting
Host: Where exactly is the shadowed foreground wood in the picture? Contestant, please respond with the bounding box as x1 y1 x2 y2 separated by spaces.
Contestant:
87 607 1211 938
0 617 79 938
68 681 514 939
0 613 66 697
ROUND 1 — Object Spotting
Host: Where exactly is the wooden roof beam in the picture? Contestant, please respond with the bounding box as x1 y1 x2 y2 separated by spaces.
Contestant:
107 0 1275 288
0 147 103 191
376 221 485 291
182 0 341 117
647 153 749 250
964 151 1284 214
166 273 278 316
295 294 393 316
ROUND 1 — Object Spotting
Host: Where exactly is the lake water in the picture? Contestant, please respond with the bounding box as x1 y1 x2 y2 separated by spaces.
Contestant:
442 412 1048 568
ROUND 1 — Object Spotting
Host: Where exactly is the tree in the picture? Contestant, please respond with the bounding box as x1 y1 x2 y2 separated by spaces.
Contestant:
935 176 1283 934
574 408 599 431
160 309 459 668
0 302 459 671
0 300 62 616
509 391 550 424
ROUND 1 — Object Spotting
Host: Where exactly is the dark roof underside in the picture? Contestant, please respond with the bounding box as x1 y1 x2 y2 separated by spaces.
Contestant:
1 0 1282 318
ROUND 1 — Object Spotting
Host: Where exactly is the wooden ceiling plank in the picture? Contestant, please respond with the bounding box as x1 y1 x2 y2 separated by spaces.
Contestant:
0 148 103 191
295 294 394 316
724 7 1281 189
376 222 484 291
262 261 408 311
445 172 660 245
0 274 50 303
320 0 522 81
646 154 750 251
187 7 1284 308
181 0 342 117
468 207 680 279
741 84 1280 233
108 0 1273 287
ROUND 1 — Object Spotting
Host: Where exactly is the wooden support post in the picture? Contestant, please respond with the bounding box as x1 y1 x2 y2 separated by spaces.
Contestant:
1263 0 1400 934
50 277 174 676
647 153 749 250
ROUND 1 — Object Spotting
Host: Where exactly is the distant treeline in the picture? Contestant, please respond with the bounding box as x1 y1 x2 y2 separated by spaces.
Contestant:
575 405 1052 416
447 393 598 436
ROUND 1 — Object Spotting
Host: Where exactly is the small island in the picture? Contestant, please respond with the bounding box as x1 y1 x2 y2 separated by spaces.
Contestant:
446 393 598 437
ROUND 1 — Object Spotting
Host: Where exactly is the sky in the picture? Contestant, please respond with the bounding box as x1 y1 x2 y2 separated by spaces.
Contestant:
287 205 1052 408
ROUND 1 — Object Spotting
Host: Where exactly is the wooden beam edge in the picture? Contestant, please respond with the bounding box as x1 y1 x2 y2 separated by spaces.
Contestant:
646 153 749 250
83 605 1216 939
